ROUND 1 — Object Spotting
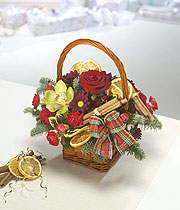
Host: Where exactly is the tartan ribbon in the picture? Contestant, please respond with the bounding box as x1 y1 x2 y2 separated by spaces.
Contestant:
89 111 137 159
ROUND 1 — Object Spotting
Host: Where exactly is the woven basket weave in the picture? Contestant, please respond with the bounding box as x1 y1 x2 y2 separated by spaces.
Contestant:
57 39 129 172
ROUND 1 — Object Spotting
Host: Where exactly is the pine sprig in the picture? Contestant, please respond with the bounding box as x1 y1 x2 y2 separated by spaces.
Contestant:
30 124 52 137
63 138 71 151
94 154 106 162
126 143 146 161
36 77 55 95
72 77 79 89
81 138 97 155
127 112 162 131
24 107 41 118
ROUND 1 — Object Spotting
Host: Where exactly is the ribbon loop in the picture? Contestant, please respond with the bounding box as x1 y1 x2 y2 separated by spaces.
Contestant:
89 111 137 159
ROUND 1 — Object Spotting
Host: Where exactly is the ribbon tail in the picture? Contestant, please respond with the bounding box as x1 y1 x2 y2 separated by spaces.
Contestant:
93 128 113 159
114 130 137 155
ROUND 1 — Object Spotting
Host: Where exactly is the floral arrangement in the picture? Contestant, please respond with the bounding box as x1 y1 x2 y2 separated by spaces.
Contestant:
24 60 162 162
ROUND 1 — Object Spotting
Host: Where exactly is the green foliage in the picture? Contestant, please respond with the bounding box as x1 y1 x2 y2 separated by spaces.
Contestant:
24 107 41 118
30 124 52 137
126 143 146 161
74 85 84 94
56 114 65 124
63 138 71 151
94 154 106 162
49 118 58 128
127 112 162 131
81 138 97 155
36 77 55 95
72 77 79 89
72 77 84 94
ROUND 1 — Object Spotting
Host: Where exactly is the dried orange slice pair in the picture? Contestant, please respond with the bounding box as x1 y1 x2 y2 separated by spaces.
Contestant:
70 60 101 74
8 156 42 180
107 78 134 100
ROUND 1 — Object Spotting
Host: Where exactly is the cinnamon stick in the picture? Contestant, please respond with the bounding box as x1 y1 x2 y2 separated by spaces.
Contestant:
132 93 155 122
82 98 127 126
0 172 13 186
83 98 118 121
0 165 9 173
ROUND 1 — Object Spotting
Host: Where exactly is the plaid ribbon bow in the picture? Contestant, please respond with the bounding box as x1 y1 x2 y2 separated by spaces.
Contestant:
89 111 137 159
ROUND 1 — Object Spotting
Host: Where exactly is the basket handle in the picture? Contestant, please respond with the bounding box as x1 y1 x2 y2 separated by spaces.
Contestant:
57 39 129 106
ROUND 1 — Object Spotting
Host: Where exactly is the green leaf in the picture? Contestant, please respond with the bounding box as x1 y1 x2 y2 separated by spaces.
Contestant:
56 114 65 124
49 117 58 128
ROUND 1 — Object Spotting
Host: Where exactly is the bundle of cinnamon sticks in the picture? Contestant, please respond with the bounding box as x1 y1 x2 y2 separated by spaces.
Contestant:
81 92 155 126
82 97 128 125
0 150 46 187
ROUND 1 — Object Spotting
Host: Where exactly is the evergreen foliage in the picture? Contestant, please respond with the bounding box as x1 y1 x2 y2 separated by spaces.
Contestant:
127 112 162 130
94 154 106 162
36 77 55 94
126 143 146 161
63 138 71 151
30 124 52 137
81 138 97 155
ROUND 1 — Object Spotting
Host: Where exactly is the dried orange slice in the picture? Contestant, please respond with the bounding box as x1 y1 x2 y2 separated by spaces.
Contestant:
70 129 91 148
70 62 82 74
18 156 42 180
79 60 101 74
8 157 24 179
66 125 89 138
107 78 134 100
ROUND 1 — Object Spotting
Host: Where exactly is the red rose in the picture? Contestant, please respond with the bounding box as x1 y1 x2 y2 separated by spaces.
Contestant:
56 123 66 134
47 131 59 146
121 113 129 122
66 112 83 128
32 93 40 109
149 96 158 111
40 108 53 125
79 70 112 94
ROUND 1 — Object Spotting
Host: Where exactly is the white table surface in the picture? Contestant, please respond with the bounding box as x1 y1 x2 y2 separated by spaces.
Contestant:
0 20 180 120
0 79 180 210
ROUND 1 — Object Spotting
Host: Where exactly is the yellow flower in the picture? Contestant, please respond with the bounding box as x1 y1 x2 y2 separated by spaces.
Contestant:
41 80 74 114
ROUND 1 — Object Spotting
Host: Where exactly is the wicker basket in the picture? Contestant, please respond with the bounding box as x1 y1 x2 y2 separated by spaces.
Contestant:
57 39 129 172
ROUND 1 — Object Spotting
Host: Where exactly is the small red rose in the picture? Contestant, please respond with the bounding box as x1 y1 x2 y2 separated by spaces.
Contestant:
45 85 53 92
56 123 66 134
138 91 147 105
79 70 112 94
121 113 129 122
146 104 153 114
46 131 59 146
32 93 40 109
149 96 158 111
66 112 83 128
40 108 53 125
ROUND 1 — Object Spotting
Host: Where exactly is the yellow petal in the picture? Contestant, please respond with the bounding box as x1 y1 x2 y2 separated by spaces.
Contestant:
66 87 74 104
55 80 67 95
56 105 68 115
46 102 61 112
44 90 56 103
